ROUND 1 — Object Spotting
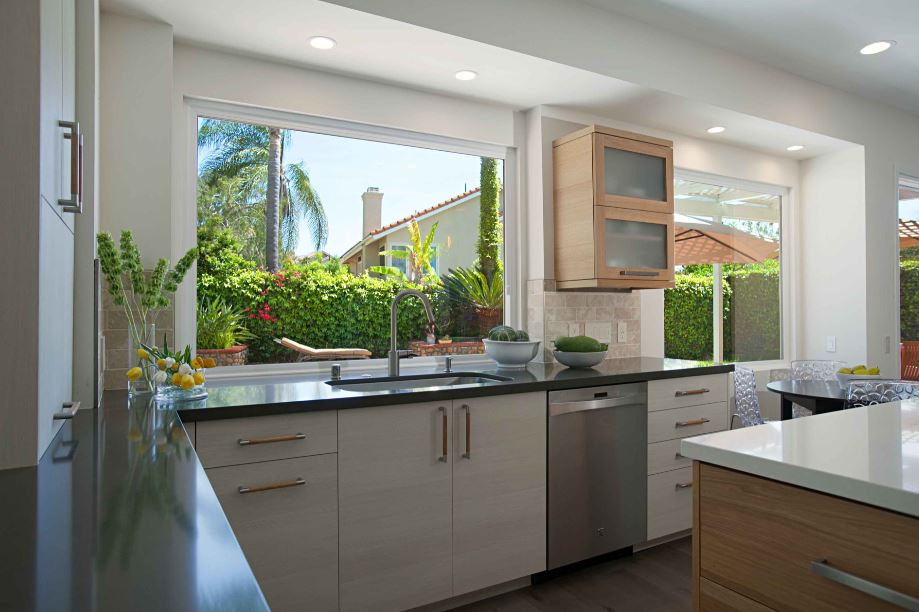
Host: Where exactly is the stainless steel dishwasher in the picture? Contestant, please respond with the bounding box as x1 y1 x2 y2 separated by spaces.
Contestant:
548 383 648 570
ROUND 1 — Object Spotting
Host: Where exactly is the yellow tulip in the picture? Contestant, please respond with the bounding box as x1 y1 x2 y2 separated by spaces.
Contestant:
192 357 203 369
126 367 142 381
193 371 205 386
171 362 179 372
180 374 195 390
203 357 217 369
156 358 167 370
137 348 149 361
171 372 184 386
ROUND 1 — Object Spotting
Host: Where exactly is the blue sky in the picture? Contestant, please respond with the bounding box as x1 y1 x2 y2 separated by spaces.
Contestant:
198 119 502 258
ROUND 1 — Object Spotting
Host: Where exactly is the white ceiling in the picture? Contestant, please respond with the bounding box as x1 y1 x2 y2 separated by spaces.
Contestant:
101 0 853 158
585 0 919 117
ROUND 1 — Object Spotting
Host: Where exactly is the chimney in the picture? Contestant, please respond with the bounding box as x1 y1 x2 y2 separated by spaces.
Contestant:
362 187 383 237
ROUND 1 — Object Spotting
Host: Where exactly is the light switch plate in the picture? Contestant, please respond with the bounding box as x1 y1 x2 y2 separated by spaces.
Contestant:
617 321 628 343
826 335 837 353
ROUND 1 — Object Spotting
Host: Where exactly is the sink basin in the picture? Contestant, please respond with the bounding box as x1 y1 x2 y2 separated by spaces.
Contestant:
326 372 512 392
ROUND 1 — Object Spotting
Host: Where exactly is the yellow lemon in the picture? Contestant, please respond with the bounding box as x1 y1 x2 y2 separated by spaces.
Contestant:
180 374 195 390
171 372 184 386
203 357 217 369
156 358 167 370
193 371 205 386
171 362 179 372
192 357 203 369
868 367 880 375
136 348 149 361
126 367 142 381
838 367 852 374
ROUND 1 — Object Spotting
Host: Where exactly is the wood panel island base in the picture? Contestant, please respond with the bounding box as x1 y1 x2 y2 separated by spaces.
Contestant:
691 463 919 611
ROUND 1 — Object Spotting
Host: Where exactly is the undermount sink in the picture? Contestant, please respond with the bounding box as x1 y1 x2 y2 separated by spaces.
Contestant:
326 372 512 392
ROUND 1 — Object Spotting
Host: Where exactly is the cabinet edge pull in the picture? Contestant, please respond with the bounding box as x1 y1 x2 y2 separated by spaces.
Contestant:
238 477 306 494
439 406 448 462
53 401 81 420
675 388 710 397
811 560 919 610
619 270 660 277
462 404 471 459
675 417 710 428
237 433 306 446
675 482 693 489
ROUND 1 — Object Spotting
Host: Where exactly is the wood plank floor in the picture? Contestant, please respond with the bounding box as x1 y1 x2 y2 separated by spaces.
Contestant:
454 538 692 612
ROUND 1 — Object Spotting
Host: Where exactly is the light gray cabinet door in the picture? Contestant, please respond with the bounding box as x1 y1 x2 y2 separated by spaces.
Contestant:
452 392 547 595
338 402 453 612
207 454 338 612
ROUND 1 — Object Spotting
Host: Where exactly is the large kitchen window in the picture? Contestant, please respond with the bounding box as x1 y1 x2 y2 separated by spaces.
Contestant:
194 114 507 367
665 174 783 363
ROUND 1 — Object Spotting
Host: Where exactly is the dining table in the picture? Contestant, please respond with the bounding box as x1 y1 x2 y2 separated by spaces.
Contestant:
766 379 848 420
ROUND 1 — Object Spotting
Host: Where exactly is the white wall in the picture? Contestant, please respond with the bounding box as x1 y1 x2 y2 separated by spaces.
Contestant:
99 13 173 263
799 147 868 364
328 0 919 376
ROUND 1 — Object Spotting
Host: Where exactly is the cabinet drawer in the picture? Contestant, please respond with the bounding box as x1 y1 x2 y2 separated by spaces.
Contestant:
207 454 338 612
648 402 726 443
700 464 919 612
647 439 692 475
647 466 693 540
648 374 728 411
700 578 775 612
196 410 336 468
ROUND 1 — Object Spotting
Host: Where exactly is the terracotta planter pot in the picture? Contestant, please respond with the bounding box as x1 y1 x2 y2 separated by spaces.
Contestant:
475 308 503 337
196 345 248 367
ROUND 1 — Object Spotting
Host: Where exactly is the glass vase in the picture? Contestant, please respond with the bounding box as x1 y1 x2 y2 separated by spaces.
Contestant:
128 323 156 396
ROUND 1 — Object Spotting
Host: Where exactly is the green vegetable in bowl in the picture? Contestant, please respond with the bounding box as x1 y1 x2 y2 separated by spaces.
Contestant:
554 335 606 352
514 329 530 341
487 325 518 341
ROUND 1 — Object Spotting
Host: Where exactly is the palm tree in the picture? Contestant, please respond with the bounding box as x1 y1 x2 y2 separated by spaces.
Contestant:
370 220 440 285
198 119 327 270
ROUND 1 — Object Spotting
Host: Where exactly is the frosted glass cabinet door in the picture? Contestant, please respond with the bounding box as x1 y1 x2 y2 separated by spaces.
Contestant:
596 206 674 281
594 134 673 214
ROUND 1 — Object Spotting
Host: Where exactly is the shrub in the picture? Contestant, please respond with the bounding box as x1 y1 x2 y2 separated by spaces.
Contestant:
901 261 919 341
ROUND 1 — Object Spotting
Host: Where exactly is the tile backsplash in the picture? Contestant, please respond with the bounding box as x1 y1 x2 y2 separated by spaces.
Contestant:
526 280 641 362
102 285 175 391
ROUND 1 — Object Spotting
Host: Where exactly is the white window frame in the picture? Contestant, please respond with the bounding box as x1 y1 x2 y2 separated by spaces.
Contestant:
177 97 518 379
896 170 919 373
389 243 409 275
672 168 793 369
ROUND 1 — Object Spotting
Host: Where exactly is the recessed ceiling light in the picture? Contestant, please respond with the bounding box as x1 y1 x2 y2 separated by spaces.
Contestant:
707 126 726 134
786 145 805 152
455 70 478 81
309 36 336 50
859 40 895 55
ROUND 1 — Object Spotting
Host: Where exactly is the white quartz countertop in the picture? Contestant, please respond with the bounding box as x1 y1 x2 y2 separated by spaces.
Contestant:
681 399 919 518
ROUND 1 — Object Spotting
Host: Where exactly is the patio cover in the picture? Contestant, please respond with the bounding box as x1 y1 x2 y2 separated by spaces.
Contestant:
674 215 779 265
899 219 919 249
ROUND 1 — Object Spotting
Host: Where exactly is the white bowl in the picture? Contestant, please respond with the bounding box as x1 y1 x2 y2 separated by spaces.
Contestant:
835 372 884 386
482 339 541 369
554 350 607 369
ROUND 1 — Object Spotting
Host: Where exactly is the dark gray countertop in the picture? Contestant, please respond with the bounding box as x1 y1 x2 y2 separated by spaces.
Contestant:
0 401 269 612
179 357 733 421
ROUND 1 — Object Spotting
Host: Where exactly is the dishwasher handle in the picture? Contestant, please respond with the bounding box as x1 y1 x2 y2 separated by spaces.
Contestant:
550 394 647 416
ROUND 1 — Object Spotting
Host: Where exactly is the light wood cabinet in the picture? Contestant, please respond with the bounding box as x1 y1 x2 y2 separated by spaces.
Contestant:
338 393 547 611
694 463 919 611
553 124 674 290
452 393 546 596
207 454 338 612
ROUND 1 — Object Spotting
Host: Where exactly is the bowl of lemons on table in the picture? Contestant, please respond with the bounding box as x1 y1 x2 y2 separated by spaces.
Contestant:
836 365 883 386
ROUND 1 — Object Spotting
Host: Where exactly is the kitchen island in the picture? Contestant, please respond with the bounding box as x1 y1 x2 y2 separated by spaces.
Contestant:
681 400 919 611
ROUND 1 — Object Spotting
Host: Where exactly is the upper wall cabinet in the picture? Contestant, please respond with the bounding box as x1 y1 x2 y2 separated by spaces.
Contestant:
554 125 675 291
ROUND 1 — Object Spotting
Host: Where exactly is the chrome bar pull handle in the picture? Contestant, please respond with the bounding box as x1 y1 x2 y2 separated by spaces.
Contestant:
462 404 471 459
676 417 710 428
675 388 710 397
237 433 306 446
439 406 448 462
238 477 305 494
811 560 919 610
58 120 82 213
675 482 693 489
53 401 81 420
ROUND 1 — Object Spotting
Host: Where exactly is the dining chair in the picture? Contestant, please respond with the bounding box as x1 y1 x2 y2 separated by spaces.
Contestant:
769 368 812 418
846 380 919 408
791 360 846 381
731 365 765 428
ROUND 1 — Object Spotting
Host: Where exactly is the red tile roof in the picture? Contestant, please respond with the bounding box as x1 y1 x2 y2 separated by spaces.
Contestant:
368 187 480 236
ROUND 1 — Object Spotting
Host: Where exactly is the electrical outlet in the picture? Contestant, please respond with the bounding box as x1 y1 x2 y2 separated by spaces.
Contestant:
826 335 836 353
885 336 891 354
617 321 628 343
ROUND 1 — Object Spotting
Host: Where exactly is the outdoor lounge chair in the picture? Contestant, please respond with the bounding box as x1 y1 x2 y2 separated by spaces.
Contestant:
274 337 372 360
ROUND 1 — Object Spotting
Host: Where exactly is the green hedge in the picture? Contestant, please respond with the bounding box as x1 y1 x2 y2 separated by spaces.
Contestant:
902 262 919 341
664 268 780 362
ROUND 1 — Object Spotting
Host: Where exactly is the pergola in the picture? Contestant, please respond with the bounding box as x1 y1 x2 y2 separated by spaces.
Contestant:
900 219 919 249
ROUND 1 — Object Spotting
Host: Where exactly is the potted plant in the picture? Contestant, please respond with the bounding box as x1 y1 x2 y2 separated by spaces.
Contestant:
442 266 504 337
97 230 197 395
195 298 256 366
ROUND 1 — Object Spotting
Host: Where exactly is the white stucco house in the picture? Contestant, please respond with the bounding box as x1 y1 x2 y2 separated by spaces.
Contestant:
341 186 500 277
